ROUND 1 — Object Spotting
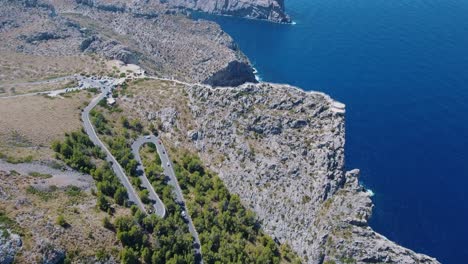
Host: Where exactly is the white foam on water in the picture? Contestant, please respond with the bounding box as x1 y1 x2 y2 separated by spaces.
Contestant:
366 189 375 197
253 67 262 81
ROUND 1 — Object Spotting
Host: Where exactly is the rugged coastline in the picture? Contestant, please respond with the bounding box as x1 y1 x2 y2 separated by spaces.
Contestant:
122 81 440 263
0 0 440 263
166 0 291 23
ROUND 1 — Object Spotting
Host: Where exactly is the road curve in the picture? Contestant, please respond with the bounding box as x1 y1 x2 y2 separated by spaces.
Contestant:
141 135 203 263
131 138 166 218
81 86 147 213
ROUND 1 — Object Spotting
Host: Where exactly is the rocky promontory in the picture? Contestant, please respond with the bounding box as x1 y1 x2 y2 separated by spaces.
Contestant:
1 0 441 263
0 0 257 86
122 81 440 263
186 83 439 263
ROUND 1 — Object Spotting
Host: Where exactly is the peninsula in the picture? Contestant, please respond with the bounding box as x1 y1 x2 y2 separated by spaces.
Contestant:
0 0 438 263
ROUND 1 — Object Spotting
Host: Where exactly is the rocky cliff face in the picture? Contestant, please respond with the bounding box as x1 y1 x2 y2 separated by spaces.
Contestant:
186 83 439 263
122 81 440 264
167 0 291 23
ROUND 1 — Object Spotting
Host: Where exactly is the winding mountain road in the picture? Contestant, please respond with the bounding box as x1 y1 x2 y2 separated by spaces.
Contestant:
81 78 203 262
134 135 203 263
131 138 166 218
81 85 147 213
18 73 203 260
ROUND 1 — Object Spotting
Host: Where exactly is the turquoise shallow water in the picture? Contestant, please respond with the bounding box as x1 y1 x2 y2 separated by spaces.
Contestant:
193 0 468 262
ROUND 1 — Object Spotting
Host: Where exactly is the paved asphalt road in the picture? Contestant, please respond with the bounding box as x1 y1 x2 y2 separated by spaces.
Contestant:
144 135 203 263
131 137 166 218
3 73 203 261
0 75 124 99
81 85 147 213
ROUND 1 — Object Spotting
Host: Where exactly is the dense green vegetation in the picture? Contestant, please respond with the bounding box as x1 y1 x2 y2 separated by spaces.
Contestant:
52 130 100 174
106 143 197 264
89 107 196 263
141 145 301 263
112 206 195 264
52 130 128 211
173 152 301 264
56 214 67 227
89 108 140 177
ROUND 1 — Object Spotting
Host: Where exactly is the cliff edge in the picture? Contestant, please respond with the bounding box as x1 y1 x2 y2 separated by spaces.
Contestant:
0 0 257 86
123 81 440 264
167 0 291 23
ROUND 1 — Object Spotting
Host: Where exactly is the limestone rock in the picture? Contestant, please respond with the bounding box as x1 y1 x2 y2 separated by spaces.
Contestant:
183 83 439 263
0 230 22 264
0 0 256 86
167 0 291 23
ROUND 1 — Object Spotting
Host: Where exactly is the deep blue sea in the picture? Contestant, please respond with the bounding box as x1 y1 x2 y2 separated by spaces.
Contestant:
193 0 468 263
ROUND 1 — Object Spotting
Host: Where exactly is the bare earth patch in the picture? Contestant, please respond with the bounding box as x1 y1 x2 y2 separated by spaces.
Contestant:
0 91 91 161
0 52 109 85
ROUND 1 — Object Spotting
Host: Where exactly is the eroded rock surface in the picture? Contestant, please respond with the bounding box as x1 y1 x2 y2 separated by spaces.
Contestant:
0 229 22 264
167 0 291 23
0 0 256 86
124 81 440 263
186 83 439 263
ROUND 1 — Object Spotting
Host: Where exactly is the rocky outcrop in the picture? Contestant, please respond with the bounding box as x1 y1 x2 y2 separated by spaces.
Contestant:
183 83 439 263
84 38 139 64
24 32 66 44
168 0 290 23
37 241 65 264
124 81 439 263
203 60 257 86
72 9 255 84
0 0 256 86
0 229 22 264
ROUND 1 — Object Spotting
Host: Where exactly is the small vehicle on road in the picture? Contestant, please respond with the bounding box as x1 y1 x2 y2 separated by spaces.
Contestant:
167 162 170 167
145 135 151 139
181 211 188 222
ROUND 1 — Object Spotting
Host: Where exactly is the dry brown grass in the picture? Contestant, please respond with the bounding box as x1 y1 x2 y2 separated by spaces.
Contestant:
0 52 109 85
0 79 78 97
120 79 194 137
0 171 125 262
0 91 92 161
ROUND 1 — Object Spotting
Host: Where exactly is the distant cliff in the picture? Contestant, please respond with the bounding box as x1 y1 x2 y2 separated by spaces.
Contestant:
166 0 291 23
0 0 257 86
